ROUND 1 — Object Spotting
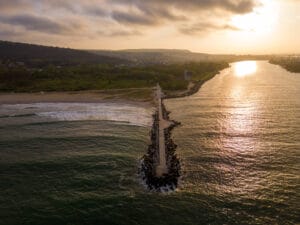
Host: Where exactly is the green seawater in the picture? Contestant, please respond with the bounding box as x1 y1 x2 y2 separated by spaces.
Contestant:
0 61 299 225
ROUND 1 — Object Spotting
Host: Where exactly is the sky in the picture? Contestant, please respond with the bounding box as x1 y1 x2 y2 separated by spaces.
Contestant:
0 0 299 54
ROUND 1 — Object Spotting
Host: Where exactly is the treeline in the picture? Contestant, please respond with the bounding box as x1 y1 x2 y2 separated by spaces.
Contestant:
90 49 270 65
0 62 228 92
270 57 300 73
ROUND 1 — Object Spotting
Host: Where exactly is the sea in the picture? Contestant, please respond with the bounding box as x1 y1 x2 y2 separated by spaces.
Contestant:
0 61 299 225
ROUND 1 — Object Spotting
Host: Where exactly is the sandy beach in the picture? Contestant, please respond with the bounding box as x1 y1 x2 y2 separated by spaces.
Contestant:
0 88 154 106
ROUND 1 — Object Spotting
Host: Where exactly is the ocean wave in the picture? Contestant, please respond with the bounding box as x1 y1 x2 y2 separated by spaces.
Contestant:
0 113 36 118
0 103 153 127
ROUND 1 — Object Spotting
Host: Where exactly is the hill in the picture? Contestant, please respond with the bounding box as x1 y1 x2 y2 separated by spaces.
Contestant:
0 40 127 67
88 49 270 65
88 49 209 65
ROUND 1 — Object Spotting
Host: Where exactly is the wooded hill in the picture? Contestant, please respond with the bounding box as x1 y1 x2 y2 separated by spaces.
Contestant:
89 49 270 65
0 40 128 67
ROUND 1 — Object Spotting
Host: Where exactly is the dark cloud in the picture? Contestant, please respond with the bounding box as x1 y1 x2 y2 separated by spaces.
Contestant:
107 0 257 27
0 0 29 10
111 0 259 14
110 3 187 26
112 11 160 26
0 0 259 41
85 6 107 17
0 14 81 35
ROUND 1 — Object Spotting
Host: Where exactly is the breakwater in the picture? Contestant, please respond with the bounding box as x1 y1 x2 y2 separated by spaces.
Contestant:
139 76 221 191
139 79 215 191
140 95 181 191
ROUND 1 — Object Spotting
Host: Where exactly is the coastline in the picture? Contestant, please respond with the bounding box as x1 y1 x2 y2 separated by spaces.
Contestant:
0 89 154 107
0 70 221 105
269 59 300 73
164 72 220 100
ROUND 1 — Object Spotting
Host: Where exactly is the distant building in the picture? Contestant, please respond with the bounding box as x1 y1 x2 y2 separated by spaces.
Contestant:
184 70 192 81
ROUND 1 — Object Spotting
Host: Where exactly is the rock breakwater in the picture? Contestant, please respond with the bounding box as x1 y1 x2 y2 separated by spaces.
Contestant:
139 100 181 192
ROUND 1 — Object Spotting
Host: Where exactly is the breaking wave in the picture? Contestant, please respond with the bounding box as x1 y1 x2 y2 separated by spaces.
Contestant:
0 103 153 127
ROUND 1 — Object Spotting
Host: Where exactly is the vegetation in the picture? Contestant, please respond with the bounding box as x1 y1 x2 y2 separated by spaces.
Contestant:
270 57 300 73
0 40 229 93
90 49 270 65
0 62 228 92
0 40 128 67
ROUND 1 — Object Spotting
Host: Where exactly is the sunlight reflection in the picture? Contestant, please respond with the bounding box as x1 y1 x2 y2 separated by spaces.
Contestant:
221 80 259 153
234 61 257 77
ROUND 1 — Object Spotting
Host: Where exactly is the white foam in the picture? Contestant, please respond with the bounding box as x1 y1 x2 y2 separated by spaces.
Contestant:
0 103 154 127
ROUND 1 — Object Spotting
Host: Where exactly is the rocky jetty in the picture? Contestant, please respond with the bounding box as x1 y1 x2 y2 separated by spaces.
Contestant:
140 100 181 192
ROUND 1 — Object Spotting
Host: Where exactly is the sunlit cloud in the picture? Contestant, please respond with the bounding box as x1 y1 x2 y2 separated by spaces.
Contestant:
230 0 279 34
0 0 259 38
0 0 298 54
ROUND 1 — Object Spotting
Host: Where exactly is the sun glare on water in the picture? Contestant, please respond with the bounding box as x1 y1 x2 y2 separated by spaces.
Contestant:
234 61 257 77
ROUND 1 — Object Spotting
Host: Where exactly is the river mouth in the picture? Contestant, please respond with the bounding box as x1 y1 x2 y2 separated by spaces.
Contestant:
0 61 299 224
164 61 300 223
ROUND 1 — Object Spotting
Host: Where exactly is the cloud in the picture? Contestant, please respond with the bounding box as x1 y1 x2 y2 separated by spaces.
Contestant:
180 22 240 35
112 10 159 26
0 14 83 35
0 26 22 38
110 0 259 14
105 0 258 27
0 0 29 10
110 6 186 26
99 29 141 37
85 6 107 17
0 0 260 44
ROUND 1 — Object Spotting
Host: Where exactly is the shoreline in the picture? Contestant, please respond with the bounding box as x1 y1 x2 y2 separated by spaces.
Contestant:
164 72 220 100
0 89 154 107
0 70 220 105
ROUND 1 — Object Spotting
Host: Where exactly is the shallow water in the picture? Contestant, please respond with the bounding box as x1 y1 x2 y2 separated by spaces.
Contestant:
0 61 299 225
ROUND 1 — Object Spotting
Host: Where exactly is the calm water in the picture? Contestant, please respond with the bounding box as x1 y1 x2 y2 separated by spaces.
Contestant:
0 61 299 225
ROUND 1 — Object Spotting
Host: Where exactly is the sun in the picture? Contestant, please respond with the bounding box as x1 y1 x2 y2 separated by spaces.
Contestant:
234 61 257 77
230 0 279 34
